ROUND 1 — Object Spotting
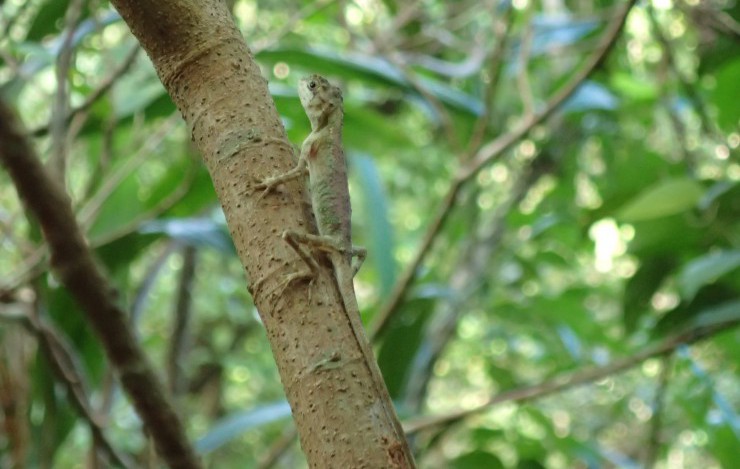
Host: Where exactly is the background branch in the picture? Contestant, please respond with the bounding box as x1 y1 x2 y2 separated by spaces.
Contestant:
0 98 202 469
405 320 739 434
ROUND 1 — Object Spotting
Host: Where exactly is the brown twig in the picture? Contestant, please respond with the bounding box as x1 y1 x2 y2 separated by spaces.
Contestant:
369 0 637 341
0 98 202 469
404 320 738 434
167 245 197 395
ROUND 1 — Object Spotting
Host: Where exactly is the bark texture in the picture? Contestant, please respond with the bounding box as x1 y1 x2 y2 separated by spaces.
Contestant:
109 0 414 466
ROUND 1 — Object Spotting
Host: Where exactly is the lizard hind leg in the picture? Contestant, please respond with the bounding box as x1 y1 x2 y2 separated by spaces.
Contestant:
281 229 320 304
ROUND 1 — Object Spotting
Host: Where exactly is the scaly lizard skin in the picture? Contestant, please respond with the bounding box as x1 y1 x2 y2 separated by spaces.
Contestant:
255 75 412 462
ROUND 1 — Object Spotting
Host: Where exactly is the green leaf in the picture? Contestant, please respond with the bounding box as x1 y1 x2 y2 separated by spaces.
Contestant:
708 424 740 469
616 178 703 222
622 257 675 332
352 153 396 296
610 73 658 101
377 297 434 398
690 298 740 329
195 401 292 454
653 285 737 337
710 58 740 130
626 214 703 256
450 451 505 469
139 217 236 254
679 250 740 300
113 68 169 118
257 48 483 116
26 0 72 41
87 151 196 243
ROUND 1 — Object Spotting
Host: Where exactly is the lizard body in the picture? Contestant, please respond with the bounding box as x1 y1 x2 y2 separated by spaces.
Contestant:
255 75 412 465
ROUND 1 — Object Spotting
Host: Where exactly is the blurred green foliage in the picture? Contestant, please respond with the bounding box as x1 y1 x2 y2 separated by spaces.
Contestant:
0 0 738 468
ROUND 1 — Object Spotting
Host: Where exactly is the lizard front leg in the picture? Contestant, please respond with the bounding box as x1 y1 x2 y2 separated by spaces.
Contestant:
253 132 322 199
252 152 308 199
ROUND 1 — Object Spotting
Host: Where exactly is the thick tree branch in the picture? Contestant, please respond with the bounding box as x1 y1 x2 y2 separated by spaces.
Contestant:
107 0 414 466
0 100 202 469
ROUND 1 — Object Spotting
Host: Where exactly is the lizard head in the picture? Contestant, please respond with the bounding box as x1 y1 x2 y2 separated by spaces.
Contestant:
298 74 342 129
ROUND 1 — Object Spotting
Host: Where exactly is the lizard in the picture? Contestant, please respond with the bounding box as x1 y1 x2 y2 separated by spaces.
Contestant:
254 74 412 464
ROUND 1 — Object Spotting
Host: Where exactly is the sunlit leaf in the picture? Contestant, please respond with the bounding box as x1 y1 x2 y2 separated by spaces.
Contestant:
610 73 658 101
616 178 703 222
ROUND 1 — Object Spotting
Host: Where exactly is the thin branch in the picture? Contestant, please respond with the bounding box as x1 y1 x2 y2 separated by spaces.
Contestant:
1 310 137 469
31 45 141 138
646 3 721 143
403 155 552 411
516 6 536 117
0 247 48 294
644 354 672 468
131 241 183 330
369 0 637 340
257 426 299 469
467 3 515 154
0 115 186 297
0 98 203 469
167 245 197 395
49 0 85 180
77 114 181 228
385 51 462 152
404 320 739 434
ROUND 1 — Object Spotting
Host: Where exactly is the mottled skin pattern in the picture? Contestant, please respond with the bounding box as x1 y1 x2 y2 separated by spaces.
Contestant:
255 76 411 462
255 74 365 278
298 75 355 262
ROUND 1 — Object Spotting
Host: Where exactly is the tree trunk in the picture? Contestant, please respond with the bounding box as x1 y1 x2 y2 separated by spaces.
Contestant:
109 0 415 467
